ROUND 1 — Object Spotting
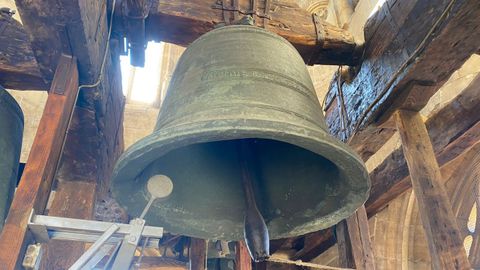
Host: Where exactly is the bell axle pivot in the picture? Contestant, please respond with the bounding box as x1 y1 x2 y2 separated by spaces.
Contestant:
237 139 270 262
111 25 370 241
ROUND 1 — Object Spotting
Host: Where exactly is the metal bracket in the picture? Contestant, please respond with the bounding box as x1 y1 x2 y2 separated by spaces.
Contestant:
27 212 163 270
111 218 146 270
312 12 326 47
212 0 272 25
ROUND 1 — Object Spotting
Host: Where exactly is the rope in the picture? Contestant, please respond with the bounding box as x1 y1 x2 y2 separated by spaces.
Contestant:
266 257 355 270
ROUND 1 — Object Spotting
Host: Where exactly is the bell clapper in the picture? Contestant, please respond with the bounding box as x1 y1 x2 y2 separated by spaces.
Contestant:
140 175 174 219
237 139 270 262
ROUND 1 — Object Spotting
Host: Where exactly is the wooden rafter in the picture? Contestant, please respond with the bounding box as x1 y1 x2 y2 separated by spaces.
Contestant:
367 74 480 216
0 12 46 90
395 110 470 269
324 0 480 161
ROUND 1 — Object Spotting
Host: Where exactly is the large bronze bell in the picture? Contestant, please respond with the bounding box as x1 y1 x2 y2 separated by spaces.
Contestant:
0 86 23 232
112 25 370 241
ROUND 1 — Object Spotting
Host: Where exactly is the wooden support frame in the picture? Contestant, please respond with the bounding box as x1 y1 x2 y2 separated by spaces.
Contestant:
336 206 375 270
0 54 79 269
236 241 252 270
325 0 480 161
395 110 470 269
190 238 207 270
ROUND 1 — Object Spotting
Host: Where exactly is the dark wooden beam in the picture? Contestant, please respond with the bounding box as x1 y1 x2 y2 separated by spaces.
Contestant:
291 228 335 261
335 221 355 269
324 0 480 161
0 12 47 90
0 55 78 270
15 0 107 86
366 74 480 216
190 238 207 270
15 0 126 197
395 110 470 269
134 0 359 65
236 241 252 270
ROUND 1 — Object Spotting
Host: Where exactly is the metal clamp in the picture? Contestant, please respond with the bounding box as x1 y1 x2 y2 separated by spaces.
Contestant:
26 210 163 270
111 218 146 270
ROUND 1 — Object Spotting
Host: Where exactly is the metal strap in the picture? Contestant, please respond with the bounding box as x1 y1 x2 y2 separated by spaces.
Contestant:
212 0 272 23
221 0 230 24
312 12 325 46
263 0 271 28
249 0 257 24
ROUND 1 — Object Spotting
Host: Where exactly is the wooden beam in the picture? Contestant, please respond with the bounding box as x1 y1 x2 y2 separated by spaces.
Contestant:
335 221 355 269
344 206 375 270
336 206 375 270
236 241 252 270
40 181 96 269
136 257 188 269
366 74 480 216
138 0 359 65
0 12 47 90
0 54 79 270
324 0 480 160
190 238 207 270
15 0 107 86
291 228 335 261
394 110 470 269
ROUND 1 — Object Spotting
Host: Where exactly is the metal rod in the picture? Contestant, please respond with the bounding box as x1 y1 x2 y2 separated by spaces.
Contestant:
140 196 156 220
69 224 119 270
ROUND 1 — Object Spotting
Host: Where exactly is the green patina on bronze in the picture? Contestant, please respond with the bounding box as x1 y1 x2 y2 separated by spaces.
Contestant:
111 25 370 240
0 86 23 232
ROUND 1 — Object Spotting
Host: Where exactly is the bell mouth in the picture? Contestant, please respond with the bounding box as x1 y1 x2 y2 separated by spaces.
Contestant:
112 119 370 240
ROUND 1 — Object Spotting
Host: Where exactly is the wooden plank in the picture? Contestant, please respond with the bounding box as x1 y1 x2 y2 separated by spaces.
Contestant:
40 181 96 270
0 54 79 270
190 238 207 270
291 228 335 261
137 257 188 269
236 241 252 270
335 221 355 269
0 12 47 90
394 110 470 270
140 0 358 65
324 0 480 160
366 74 480 216
344 206 375 270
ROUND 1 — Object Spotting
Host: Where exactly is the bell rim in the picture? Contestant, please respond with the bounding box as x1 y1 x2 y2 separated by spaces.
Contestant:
112 118 370 239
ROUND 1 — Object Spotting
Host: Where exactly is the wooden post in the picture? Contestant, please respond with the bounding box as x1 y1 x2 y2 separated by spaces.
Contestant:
0 54 78 270
336 221 355 269
189 238 207 270
337 206 375 269
346 206 375 270
236 241 252 270
395 110 471 269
